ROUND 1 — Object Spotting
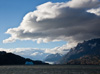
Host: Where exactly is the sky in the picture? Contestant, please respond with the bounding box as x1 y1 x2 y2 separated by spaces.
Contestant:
0 0 67 48
0 0 100 61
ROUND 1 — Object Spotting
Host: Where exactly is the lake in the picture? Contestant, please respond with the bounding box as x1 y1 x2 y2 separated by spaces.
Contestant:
0 65 100 74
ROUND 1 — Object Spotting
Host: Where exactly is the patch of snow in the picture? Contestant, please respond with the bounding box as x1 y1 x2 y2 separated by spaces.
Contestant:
89 43 97 49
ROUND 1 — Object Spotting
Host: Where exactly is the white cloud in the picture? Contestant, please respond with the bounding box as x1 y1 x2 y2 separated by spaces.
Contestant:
87 7 100 16
31 52 41 56
0 48 47 60
0 41 76 60
45 41 77 54
67 0 100 8
3 0 100 44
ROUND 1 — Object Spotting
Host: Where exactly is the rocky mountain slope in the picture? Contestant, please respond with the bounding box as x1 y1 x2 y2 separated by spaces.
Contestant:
44 53 62 62
67 55 100 65
57 38 100 64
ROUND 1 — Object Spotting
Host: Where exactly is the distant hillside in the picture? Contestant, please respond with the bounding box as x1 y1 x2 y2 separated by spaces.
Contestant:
57 38 100 64
44 53 62 62
67 55 100 65
0 51 48 65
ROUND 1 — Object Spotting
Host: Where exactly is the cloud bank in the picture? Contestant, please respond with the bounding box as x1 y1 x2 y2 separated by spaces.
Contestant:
0 48 48 60
3 0 100 47
0 47 70 60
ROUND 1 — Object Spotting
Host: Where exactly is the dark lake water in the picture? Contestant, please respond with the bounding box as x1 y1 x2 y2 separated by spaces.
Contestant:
0 65 100 74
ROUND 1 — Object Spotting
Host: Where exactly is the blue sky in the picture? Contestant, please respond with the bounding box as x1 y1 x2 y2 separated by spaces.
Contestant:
0 0 67 49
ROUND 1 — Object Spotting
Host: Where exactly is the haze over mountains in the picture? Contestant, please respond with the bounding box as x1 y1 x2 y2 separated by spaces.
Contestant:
44 53 63 62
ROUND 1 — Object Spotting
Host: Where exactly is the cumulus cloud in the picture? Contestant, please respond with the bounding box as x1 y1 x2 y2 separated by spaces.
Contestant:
66 0 100 8
87 7 100 16
45 41 77 54
31 52 43 56
3 0 100 45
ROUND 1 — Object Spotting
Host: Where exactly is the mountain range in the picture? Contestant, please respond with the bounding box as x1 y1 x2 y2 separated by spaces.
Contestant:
56 38 100 65
0 38 100 65
44 53 63 62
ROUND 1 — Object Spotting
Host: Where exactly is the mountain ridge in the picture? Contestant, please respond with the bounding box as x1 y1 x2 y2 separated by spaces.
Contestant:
57 38 100 64
44 53 63 62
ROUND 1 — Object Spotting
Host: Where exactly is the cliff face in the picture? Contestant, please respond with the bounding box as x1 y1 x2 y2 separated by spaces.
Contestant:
57 38 100 64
